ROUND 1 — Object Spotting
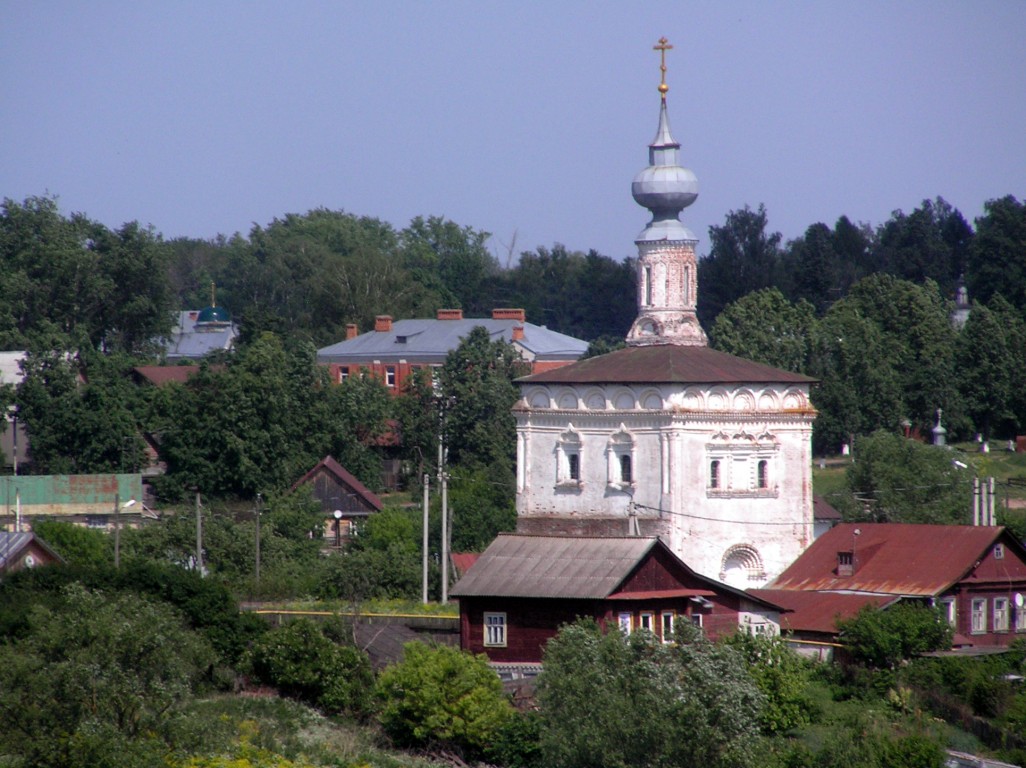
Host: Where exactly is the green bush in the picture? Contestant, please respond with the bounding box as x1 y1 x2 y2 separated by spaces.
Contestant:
375 642 514 758
248 618 374 717
838 602 952 669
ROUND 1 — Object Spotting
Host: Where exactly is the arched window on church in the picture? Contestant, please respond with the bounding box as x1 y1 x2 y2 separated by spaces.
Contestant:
607 426 635 489
709 459 720 489
757 460 768 489
644 265 653 306
720 545 765 587
557 427 583 488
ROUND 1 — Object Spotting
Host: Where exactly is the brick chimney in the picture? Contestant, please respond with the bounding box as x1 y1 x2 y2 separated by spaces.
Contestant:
374 315 393 332
345 323 359 339
437 309 463 320
492 308 526 322
512 325 525 341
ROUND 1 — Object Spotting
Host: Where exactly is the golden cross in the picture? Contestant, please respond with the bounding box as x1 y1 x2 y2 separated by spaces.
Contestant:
653 36 673 99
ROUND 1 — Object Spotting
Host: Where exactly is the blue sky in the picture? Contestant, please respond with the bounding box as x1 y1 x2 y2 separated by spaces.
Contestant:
2 2 1024 262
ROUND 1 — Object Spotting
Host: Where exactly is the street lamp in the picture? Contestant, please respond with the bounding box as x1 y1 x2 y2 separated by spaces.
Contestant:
333 509 343 549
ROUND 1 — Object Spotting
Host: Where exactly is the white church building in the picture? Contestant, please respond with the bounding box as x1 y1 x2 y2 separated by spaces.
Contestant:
513 46 817 588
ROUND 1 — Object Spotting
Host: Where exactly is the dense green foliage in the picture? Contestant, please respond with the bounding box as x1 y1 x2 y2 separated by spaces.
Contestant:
248 618 374 716
536 620 764 768
0 584 215 767
838 430 973 524
724 631 815 734
375 642 514 758
838 603 954 669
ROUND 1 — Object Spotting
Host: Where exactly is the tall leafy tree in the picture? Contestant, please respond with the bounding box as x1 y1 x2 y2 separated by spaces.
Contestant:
872 197 972 292
537 620 764 768
400 215 497 315
843 430 971 525
698 204 783 327
967 195 1026 310
709 287 816 372
955 296 1026 439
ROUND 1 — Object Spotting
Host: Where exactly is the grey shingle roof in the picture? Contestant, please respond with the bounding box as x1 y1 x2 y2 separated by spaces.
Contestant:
450 534 660 599
317 319 587 364
164 311 237 360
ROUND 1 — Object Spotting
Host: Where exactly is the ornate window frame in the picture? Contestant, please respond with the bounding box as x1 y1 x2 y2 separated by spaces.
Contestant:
606 424 636 490
706 429 780 498
556 425 583 490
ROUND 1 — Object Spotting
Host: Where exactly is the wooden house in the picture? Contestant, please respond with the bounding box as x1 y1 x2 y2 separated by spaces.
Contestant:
450 533 785 673
760 523 1026 649
291 455 383 544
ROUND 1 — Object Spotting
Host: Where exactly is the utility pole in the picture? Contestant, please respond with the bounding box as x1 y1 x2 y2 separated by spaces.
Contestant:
195 491 203 575
114 491 120 569
422 473 430 604
254 492 262 588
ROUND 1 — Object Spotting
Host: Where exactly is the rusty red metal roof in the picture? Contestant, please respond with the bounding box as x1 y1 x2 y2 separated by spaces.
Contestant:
813 495 842 521
517 344 815 386
450 552 480 579
133 365 202 386
770 523 1008 596
750 588 897 634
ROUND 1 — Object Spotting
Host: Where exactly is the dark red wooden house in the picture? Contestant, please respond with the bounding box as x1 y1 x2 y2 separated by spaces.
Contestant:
763 523 1026 648
450 534 785 672
291 455 383 544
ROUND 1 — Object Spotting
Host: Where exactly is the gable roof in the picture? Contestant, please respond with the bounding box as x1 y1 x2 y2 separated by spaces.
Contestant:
0 532 65 570
164 310 237 360
450 533 784 610
517 344 815 386
770 523 1013 596
133 365 203 386
290 455 383 512
317 318 587 364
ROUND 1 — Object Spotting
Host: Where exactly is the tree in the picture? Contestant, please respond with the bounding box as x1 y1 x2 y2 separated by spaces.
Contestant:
843 430 971 525
248 618 374 716
967 195 1026 310
400 215 497 315
955 295 1026 439
873 197 972 292
536 620 764 768
837 603 953 669
31 519 111 568
723 631 814 734
698 204 783 327
709 287 816 373
375 642 514 758
0 584 215 767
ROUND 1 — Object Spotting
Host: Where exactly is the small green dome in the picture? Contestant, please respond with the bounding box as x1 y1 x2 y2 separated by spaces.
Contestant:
197 305 230 324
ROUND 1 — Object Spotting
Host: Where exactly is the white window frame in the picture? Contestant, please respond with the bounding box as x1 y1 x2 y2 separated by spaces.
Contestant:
606 426 635 489
639 612 654 633
971 598 987 634
691 613 704 631
618 612 632 635
557 427 583 488
993 597 1009 632
1016 599 1026 633
660 611 675 643
385 365 396 388
937 597 956 627
338 366 350 383
709 459 721 489
994 544 1005 560
484 612 507 647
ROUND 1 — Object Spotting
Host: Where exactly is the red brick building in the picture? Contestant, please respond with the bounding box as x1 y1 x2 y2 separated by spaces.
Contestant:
316 308 588 393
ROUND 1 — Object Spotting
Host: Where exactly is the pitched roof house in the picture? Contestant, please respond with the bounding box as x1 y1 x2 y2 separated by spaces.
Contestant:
762 523 1026 648
450 533 786 674
291 455 384 544
0 532 64 574
316 308 588 393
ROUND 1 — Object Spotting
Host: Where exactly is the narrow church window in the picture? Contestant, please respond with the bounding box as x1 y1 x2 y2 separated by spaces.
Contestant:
644 266 652 306
757 460 768 489
709 460 720 489
568 453 580 481
620 454 632 484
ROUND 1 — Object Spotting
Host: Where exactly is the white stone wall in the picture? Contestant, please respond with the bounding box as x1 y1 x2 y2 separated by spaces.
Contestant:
515 382 815 587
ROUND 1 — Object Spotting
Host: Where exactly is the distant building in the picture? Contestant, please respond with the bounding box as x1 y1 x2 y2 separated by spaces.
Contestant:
316 308 588 393
0 351 29 473
290 455 384 544
163 286 237 360
952 275 971 329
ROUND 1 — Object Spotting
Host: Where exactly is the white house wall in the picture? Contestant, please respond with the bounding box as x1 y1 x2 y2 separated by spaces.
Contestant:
515 381 815 587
